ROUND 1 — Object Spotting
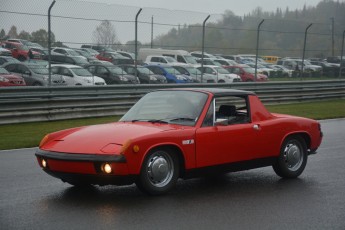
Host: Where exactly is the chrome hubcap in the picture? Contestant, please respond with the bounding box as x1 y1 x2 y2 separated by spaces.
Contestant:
147 153 173 187
283 143 303 171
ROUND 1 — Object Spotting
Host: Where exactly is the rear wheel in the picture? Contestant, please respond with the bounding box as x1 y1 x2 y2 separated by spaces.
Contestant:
136 148 179 195
273 136 307 178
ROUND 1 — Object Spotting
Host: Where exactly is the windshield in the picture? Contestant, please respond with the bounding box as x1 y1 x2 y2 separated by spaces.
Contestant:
215 67 230 74
243 67 256 74
120 90 209 126
185 67 202 75
137 67 154 74
184 56 197 64
165 67 181 75
108 66 127 74
70 67 93 76
73 56 89 65
29 65 49 75
165 56 178 63
0 67 10 74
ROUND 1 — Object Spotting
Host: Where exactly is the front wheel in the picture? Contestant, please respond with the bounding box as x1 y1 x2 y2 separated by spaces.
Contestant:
136 148 179 195
273 136 307 178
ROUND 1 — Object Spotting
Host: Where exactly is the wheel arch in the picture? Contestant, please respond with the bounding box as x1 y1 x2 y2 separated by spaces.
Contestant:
281 132 311 150
144 144 186 178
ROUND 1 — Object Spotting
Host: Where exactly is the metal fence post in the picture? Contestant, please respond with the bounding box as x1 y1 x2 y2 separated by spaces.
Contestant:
201 15 210 82
135 8 142 69
48 0 56 87
301 23 313 78
255 19 265 82
340 30 345 78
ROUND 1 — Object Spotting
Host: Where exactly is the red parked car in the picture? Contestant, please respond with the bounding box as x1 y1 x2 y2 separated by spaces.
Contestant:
225 65 268 82
1 41 40 61
36 88 323 195
96 51 134 65
0 67 26 86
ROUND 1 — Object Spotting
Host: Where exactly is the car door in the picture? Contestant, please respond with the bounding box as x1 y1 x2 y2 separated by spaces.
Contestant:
195 96 260 168
95 66 111 83
17 64 35 85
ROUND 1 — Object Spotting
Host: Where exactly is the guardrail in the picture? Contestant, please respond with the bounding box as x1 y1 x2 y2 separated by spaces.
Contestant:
0 80 344 125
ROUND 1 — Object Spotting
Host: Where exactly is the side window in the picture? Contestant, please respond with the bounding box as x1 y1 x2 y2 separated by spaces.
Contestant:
51 67 59 74
160 58 167 63
126 67 135 75
65 57 74 64
61 68 72 76
205 67 213 74
87 66 96 74
214 96 250 125
18 65 29 74
97 66 108 75
176 56 185 63
151 57 159 62
5 64 17 72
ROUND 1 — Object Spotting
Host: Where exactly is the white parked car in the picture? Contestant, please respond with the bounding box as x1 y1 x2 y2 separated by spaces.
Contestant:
51 64 106 86
144 55 188 66
197 65 241 83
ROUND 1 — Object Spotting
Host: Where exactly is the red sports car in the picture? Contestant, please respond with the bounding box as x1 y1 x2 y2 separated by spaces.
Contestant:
36 88 323 195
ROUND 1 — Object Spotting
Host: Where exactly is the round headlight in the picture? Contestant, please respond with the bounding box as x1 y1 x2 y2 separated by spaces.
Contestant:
102 163 112 174
42 159 47 168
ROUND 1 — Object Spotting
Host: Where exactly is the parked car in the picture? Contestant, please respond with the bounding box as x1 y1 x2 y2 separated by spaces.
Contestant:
308 60 339 77
0 56 20 66
51 47 87 60
35 88 323 195
0 47 12 57
116 51 134 60
190 51 216 59
1 41 41 61
270 65 293 77
73 48 98 62
118 65 167 84
3 62 67 86
144 55 187 66
197 66 241 83
171 65 215 83
85 64 139 84
225 65 268 82
0 67 26 86
145 65 192 83
138 48 198 65
81 44 114 53
29 47 49 58
43 54 89 67
96 51 134 65
51 64 106 86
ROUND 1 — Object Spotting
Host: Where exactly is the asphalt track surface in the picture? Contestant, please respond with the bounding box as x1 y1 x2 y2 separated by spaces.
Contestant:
1 119 344 230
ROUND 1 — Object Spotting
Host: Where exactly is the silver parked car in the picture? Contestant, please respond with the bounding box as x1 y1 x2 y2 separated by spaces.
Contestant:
3 62 67 86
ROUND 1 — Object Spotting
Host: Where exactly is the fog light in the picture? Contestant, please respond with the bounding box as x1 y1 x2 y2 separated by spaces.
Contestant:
42 159 47 168
102 163 112 174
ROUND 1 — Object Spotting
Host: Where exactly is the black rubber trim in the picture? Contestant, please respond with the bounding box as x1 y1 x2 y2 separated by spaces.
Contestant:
35 149 126 163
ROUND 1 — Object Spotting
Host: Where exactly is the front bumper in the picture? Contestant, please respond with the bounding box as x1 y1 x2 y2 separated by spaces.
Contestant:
35 149 134 186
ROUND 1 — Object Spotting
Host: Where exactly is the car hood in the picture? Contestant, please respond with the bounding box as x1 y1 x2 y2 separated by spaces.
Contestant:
0 73 24 80
40 122 179 154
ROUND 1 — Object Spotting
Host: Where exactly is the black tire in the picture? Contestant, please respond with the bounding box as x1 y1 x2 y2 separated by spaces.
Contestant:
136 147 179 195
273 136 308 178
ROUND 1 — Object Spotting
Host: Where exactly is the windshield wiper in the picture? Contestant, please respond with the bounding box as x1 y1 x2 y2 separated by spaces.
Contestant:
130 119 168 124
169 117 195 122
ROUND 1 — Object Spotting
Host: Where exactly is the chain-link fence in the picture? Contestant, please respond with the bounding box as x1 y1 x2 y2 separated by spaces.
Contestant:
1 0 345 77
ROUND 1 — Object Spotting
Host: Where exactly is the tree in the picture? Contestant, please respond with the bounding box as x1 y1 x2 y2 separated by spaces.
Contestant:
31 29 55 48
18 30 32 40
0 29 6 39
8 26 18 38
92 20 119 49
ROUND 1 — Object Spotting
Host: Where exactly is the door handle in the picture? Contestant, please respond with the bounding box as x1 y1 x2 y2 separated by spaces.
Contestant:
253 124 260 131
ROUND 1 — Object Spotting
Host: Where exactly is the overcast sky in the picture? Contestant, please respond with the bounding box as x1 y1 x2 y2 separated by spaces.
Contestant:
85 0 323 15
0 0 334 46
